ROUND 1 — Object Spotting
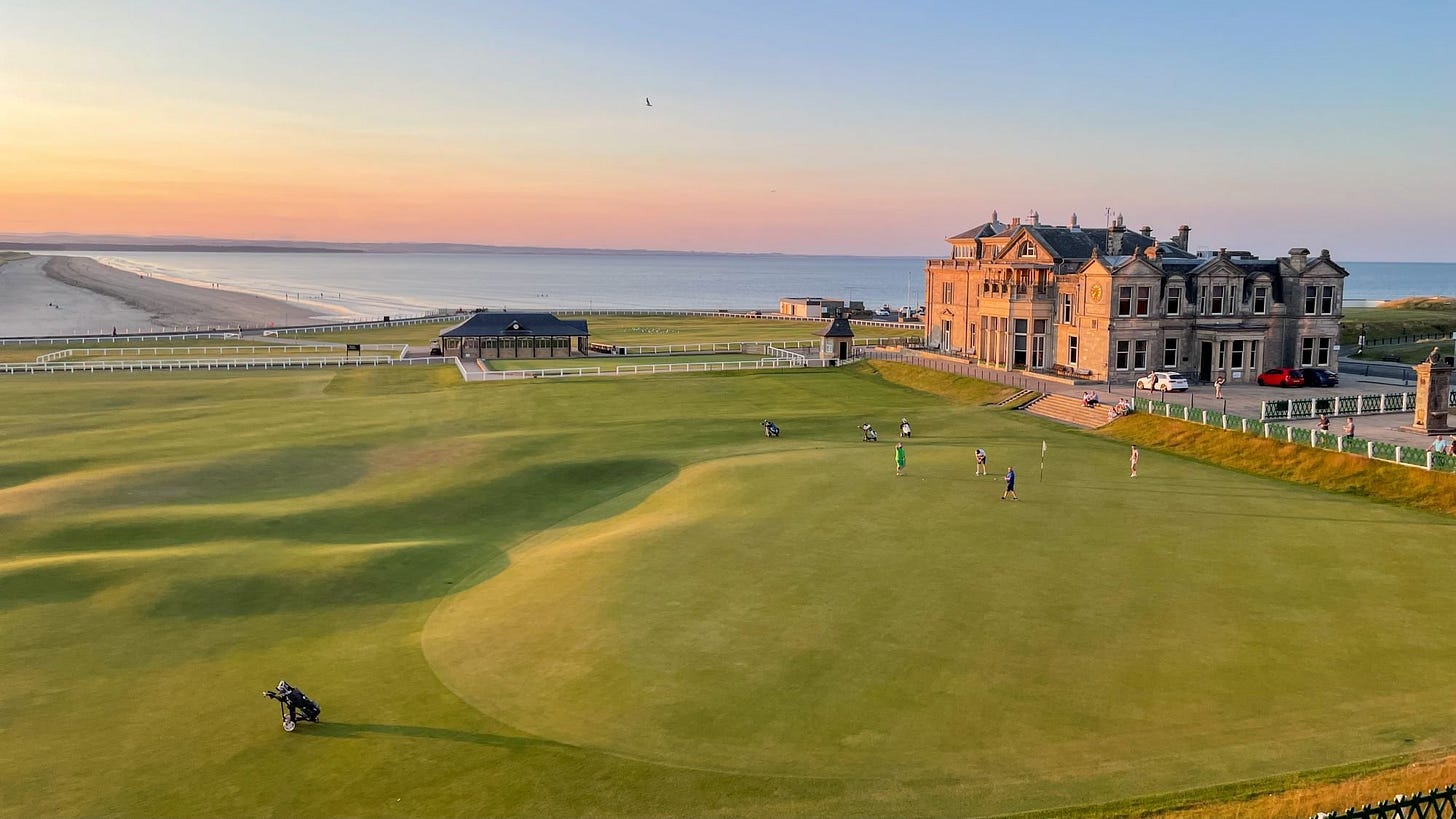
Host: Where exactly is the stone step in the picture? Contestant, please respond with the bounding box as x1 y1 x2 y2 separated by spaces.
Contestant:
1023 393 1113 428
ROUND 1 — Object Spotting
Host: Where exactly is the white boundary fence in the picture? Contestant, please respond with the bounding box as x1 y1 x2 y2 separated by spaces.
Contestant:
474 358 805 381
1260 390 1456 421
614 359 796 374
1138 396 1456 473
766 346 809 362
0 332 238 346
605 336 919 355
0 356 447 375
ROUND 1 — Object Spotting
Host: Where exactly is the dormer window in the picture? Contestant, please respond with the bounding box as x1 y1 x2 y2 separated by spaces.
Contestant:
1020 241 1036 258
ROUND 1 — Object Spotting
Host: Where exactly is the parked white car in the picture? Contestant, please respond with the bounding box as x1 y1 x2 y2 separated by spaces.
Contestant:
1136 371 1191 392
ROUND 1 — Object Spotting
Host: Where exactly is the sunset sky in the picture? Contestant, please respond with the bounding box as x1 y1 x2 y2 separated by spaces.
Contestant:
2 1 1453 259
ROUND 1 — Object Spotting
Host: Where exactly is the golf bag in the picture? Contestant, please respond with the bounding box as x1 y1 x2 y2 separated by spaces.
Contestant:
762 420 780 438
265 681 321 732
899 419 911 438
861 423 878 442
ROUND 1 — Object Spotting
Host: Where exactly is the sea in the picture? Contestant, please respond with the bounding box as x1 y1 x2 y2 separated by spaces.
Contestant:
35 250 1456 321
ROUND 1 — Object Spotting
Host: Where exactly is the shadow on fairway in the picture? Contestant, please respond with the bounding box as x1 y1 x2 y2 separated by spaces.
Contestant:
304 721 575 751
0 564 112 611
140 457 679 618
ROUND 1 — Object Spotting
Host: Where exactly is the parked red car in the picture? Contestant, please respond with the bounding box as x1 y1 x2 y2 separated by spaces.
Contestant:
1256 367 1306 387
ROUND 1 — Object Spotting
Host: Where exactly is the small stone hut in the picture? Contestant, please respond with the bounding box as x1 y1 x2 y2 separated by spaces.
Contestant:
817 310 855 360
437 312 589 360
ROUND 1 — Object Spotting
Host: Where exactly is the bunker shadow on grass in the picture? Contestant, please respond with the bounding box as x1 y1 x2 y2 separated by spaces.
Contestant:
141 457 678 619
0 563 113 611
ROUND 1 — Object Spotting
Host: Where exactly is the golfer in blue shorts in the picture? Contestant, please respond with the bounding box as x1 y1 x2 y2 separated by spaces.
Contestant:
1001 466 1019 500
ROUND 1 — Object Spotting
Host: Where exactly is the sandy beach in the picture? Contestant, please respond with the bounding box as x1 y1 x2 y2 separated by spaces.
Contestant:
0 255 333 337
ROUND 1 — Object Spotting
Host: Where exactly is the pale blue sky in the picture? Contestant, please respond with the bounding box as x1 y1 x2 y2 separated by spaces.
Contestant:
3 0 1453 259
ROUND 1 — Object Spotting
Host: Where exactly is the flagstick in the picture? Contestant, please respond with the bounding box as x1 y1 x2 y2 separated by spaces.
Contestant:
1039 440 1046 483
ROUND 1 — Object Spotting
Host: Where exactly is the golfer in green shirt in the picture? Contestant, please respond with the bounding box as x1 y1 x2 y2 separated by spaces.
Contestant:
895 442 906 476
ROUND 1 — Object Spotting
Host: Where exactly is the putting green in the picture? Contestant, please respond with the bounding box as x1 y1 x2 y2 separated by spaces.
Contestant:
424 441 1456 792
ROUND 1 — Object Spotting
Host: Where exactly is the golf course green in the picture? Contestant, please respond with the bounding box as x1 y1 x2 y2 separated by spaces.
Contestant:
4 363 1456 818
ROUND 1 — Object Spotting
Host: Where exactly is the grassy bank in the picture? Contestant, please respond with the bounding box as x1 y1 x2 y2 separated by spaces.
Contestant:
1098 413 1456 518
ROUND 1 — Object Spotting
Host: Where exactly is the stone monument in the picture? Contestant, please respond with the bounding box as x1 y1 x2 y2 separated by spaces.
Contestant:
1404 346 1455 435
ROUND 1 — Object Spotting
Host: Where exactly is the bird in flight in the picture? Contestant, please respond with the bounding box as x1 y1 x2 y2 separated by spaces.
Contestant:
645 97 652 107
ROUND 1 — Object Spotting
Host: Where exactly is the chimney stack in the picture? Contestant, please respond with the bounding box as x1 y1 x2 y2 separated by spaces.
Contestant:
1032 210 1041 226
1108 213 1125 255
1288 247 1310 272
1140 225 1152 237
1011 216 1021 227
1176 225 1191 251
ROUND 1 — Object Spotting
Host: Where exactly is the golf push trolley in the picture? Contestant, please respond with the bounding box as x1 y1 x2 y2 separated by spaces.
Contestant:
264 680 321 732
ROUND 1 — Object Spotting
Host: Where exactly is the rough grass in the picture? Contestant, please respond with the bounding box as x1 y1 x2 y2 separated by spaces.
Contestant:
1099 413 1456 518
1343 304 1456 343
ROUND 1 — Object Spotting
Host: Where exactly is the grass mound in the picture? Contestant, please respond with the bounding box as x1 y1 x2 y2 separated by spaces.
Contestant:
1099 414 1456 518
859 359 1017 404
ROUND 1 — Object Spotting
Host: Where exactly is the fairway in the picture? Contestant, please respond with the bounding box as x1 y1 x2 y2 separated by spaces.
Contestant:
4 365 1456 817
278 312 924 346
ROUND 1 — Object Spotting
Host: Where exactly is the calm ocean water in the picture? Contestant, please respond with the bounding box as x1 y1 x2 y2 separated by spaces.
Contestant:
40 251 1456 320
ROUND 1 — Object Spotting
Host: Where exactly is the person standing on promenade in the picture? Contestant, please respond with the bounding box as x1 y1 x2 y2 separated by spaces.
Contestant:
1317 413 1330 433
1001 466 1019 500
1214 376 1225 400
895 443 906 476
1130 445 1139 478
1344 417 1356 439
975 447 988 476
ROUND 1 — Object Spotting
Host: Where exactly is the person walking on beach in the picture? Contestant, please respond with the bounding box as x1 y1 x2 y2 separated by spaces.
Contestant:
975 447 988 476
1130 445 1140 478
895 443 906 476
1001 466 1019 500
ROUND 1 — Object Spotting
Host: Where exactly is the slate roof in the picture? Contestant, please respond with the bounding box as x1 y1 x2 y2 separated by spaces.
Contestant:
949 219 1008 240
439 312 589 338
1027 226 1157 261
816 314 856 338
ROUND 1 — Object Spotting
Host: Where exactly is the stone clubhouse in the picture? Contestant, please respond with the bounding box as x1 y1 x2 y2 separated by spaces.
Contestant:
437 312 590 360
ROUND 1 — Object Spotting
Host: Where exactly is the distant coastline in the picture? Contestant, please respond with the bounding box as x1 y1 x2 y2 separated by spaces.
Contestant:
0 234 916 259
0 242 361 254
